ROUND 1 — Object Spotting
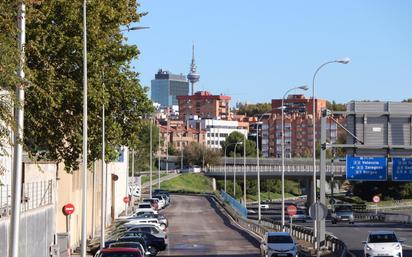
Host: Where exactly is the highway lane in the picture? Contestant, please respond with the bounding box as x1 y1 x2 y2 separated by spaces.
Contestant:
326 221 412 257
159 194 260 257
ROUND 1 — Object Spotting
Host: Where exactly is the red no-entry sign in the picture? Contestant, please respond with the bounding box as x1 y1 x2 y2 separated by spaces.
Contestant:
63 203 75 216
373 195 380 203
287 204 297 216
123 196 129 204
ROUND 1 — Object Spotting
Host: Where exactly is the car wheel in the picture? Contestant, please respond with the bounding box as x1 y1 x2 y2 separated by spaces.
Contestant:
148 246 158 256
332 221 336 224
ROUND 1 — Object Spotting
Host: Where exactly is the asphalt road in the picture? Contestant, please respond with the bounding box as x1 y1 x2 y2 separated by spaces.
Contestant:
326 221 412 257
159 194 260 257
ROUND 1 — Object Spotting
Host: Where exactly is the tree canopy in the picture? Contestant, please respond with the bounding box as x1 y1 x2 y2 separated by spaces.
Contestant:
237 102 271 117
1 1 153 171
221 131 256 157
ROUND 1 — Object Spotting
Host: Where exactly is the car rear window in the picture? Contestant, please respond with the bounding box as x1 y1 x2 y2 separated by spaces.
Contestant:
369 234 398 243
268 235 294 244
100 253 141 257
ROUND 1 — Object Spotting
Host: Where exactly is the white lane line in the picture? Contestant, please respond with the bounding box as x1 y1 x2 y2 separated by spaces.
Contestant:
403 244 412 248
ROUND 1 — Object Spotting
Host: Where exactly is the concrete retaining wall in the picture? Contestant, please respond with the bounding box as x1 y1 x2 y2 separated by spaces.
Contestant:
0 204 55 257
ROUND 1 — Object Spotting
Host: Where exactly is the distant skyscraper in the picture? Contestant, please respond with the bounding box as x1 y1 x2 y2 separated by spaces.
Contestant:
187 44 200 95
151 69 189 107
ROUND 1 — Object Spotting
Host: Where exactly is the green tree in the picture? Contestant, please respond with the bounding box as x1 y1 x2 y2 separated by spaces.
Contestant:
130 121 160 173
21 1 152 171
183 142 221 167
0 1 19 162
221 131 257 157
326 101 346 111
238 102 271 117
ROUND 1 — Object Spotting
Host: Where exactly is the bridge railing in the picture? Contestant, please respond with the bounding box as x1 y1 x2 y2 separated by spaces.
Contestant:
207 164 346 174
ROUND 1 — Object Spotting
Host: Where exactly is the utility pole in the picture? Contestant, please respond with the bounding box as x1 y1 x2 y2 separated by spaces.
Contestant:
158 121 161 189
149 118 153 198
80 0 88 255
9 3 25 257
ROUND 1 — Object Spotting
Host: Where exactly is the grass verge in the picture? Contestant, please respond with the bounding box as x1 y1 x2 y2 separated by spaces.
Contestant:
160 173 214 193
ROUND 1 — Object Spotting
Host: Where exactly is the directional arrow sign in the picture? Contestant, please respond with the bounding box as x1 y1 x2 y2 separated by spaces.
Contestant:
392 157 412 181
346 156 387 181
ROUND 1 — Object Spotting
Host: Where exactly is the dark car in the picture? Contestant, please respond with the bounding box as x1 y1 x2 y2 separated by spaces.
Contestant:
117 236 159 256
122 231 167 255
153 189 170 197
95 247 143 257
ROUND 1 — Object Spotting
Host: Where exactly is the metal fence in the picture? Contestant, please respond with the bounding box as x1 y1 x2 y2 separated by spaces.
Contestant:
0 180 53 218
220 190 247 218
208 164 347 175
213 193 348 257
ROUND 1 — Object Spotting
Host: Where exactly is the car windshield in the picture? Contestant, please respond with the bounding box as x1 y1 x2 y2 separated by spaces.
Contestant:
268 235 294 244
335 205 352 212
369 234 398 243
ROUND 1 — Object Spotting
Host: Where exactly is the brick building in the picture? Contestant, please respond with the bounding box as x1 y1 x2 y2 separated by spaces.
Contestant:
177 91 231 120
271 94 327 118
159 121 206 153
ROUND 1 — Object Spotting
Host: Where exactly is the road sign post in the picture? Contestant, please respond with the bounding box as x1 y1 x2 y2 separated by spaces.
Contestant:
373 195 380 215
287 205 297 234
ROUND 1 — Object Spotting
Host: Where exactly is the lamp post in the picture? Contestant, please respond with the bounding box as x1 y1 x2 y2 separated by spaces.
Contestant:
150 117 153 198
233 142 242 197
243 132 247 207
281 85 308 229
256 112 271 222
158 121 161 189
9 3 25 257
80 1 88 255
311 57 350 250
224 142 241 192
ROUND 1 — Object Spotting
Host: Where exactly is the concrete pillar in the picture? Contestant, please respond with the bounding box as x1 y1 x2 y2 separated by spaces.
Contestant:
212 178 217 191
305 178 314 207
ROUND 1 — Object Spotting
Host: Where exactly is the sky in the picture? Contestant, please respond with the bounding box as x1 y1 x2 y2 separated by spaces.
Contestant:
127 0 412 105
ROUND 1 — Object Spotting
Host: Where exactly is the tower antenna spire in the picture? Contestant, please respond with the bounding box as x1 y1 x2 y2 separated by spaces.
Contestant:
187 43 200 95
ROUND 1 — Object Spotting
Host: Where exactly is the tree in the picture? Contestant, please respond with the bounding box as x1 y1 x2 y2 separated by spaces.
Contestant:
20 1 152 171
130 121 160 173
221 131 256 157
183 142 221 167
326 101 346 111
237 102 271 117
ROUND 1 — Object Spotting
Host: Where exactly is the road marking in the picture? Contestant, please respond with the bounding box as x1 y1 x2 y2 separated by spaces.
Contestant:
403 244 412 248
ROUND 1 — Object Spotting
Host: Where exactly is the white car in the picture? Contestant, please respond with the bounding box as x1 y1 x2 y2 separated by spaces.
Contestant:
125 218 166 231
363 231 405 257
260 232 298 257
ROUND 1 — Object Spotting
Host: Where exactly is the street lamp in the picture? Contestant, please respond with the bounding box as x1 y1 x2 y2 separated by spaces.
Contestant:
256 112 271 221
311 57 350 249
121 26 150 32
281 85 308 229
233 141 243 197
224 141 241 192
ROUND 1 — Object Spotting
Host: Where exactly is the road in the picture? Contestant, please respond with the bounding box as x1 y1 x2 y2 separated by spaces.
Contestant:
326 221 412 257
159 194 260 257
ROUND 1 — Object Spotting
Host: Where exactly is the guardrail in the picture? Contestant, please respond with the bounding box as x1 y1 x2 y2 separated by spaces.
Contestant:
207 165 346 175
0 180 53 218
214 191 348 257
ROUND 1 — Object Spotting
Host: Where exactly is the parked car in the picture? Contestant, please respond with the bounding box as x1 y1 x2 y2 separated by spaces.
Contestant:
143 198 159 210
363 231 405 257
108 242 149 257
331 204 354 224
260 232 298 257
125 231 167 255
117 236 158 256
137 203 154 210
154 193 170 205
130 213 168 228
151 196 166 209
125 217 167 231
153 189 170 198
126 224 167 240
94 247 143 257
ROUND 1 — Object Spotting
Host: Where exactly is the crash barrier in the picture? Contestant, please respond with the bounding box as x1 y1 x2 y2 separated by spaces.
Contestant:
220 190 247 218
380 213 412 224
213 193 348 257
354 212 385 222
